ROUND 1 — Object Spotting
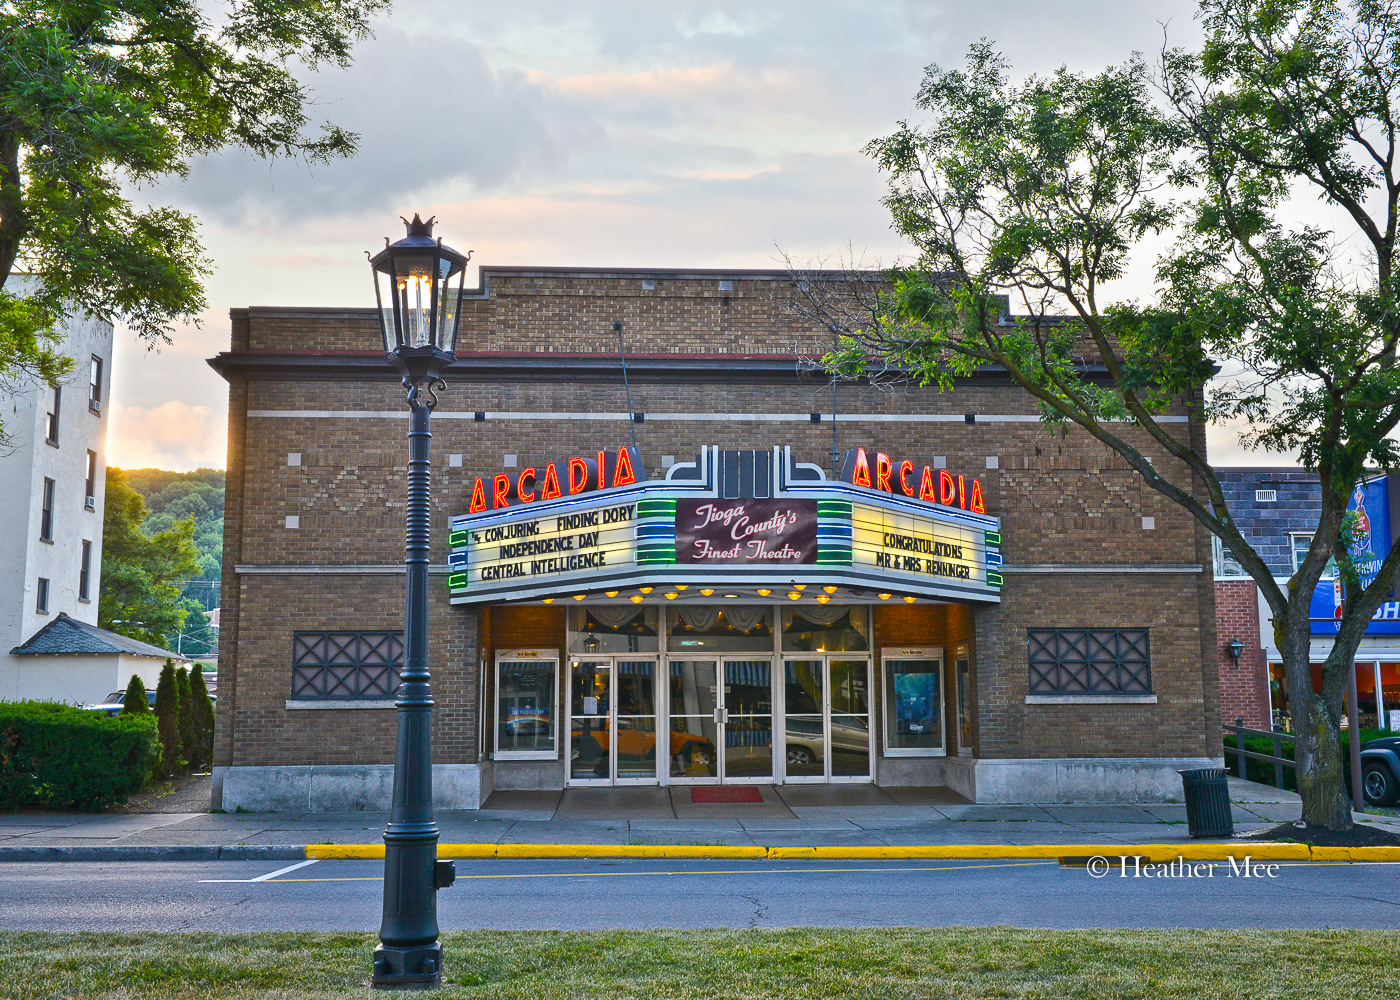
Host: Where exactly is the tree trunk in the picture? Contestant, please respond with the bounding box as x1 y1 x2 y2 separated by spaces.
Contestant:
1277 608 1353 831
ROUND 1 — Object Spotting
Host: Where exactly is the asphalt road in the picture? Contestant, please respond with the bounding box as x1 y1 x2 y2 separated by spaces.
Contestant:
1 857 1397 931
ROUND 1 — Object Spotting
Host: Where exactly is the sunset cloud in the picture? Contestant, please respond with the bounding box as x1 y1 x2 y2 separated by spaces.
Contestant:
108 401 227 472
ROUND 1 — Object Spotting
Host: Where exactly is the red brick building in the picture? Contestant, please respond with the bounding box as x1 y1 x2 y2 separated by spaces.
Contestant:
208 266 1222 810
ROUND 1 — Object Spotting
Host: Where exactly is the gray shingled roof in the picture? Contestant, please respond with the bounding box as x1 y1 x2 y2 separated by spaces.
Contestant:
10 613 186 660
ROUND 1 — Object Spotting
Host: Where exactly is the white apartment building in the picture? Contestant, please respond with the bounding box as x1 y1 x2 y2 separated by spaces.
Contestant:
0 308 117 702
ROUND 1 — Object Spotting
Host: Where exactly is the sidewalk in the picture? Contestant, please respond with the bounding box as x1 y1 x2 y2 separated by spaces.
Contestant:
3 779 1397 858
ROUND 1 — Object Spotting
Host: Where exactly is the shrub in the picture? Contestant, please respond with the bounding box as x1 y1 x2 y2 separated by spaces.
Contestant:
120 674 149 716
189 668 215 770
153 659 181 777
0 701 161 810
176 666 197 771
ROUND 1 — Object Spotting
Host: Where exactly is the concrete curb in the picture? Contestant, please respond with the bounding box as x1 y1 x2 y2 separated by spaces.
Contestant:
0 845 306 863
3 843 1397 863
307 842 1400 862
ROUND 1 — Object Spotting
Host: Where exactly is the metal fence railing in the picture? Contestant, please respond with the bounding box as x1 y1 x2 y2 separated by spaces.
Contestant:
1223 717 1296 790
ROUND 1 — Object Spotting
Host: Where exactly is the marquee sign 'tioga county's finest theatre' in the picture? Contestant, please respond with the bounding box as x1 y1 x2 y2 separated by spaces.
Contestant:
207 265 1222 813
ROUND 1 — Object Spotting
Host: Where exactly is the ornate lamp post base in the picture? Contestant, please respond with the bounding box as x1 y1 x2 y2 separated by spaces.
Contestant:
372 942 444 989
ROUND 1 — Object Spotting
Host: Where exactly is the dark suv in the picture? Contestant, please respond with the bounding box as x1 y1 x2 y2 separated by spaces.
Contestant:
1362 736 1400 807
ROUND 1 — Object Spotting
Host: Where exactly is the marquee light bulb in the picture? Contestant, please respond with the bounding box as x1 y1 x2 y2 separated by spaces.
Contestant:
878 594 892 600
542 598 554 604
903 596 916 603
822 586 838 594
793 584 807 591
756 589 772 596
816 595 830 603
630 595 643 603
675 585 688 591
723 594 739 598
700 589 715 596
573 594 586 601
787 592 801 600
638 587 653 594
605 591 619 597
665 593 679 600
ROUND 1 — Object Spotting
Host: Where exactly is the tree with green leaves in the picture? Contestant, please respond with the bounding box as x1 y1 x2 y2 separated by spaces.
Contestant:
806 2 1400 833
153 659 180 778
0 0 388 442
189 667 215 771
100 467 201 648
120 674 148 716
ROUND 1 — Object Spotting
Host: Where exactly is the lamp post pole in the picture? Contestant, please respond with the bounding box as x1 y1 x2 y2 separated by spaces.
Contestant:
368 214 468 989
373 376 451 988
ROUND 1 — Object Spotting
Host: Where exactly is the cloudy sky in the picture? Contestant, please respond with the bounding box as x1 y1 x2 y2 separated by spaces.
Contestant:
109 0 1243 471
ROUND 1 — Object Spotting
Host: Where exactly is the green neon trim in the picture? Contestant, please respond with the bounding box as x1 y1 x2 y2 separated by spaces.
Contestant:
985 530 1002 546
987 571 1003 587
636 499 677 517
447 572 469 590
448 530 470 547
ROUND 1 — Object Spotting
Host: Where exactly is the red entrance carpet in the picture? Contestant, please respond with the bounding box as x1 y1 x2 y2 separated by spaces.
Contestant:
691 787 763 804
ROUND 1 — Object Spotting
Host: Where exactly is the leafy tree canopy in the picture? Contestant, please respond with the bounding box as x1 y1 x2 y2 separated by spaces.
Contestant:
0 0 387 440
100 465 200 647
805 1 1400 831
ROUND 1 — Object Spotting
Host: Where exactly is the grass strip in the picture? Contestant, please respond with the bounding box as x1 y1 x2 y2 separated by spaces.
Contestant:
1 928 1396 999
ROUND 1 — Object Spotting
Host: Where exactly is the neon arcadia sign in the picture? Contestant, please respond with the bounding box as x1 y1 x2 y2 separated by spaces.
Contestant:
448 445 1002 605
839 448 986 514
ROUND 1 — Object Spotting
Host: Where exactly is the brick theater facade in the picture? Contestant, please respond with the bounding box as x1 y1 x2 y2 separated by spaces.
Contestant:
209 267 1222 811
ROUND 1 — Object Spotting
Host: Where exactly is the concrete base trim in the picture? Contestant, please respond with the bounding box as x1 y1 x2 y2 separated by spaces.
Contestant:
953 756 1225 803
219 764 494 812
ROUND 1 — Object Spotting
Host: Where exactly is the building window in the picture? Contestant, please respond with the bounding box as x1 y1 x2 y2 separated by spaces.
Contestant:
79 540 92 601
290 632 403 700
954 645 973 753
495 652 559 759
1292 533 1337 578
89 356 103 411
45 384 60 444
85 451 97 508
1212 536 1247 578
40 478 54 541
882 649 943 755
1026 629 1152 695
35 577 49 614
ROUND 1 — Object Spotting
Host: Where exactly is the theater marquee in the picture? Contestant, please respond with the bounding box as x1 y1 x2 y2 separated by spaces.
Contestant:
447 446 1002 604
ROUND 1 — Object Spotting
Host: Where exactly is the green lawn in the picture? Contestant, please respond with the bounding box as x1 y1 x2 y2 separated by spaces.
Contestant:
0 929 1393 999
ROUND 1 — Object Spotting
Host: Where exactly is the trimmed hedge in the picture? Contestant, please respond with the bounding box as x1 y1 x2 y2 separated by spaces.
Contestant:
1224 728 1397 794
0 701 161 810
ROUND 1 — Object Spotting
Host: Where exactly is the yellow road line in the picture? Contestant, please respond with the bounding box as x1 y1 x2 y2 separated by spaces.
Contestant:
243 860 1061 883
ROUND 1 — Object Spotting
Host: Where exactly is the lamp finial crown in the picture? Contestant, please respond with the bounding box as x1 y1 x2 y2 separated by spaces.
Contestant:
401 213 436 237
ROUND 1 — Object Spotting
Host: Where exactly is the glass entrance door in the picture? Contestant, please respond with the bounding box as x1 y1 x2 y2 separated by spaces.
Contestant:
667 657 774 782
568 656 659 785
782 656 872 781
668 659 720 781
722 658 774 781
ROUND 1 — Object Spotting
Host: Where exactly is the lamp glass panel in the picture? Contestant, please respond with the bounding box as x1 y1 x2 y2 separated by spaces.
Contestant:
372 266 400 352
393 254 436 348
438 264 464 355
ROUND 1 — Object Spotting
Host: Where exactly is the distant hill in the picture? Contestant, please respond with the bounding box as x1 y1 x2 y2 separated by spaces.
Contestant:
122 468 225 612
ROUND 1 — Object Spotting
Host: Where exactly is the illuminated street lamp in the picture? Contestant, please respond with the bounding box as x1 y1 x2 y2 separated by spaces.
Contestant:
367 214 469 988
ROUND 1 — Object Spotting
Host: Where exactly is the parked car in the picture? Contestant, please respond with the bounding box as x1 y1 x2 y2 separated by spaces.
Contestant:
84 690 216 716
1362 736 1400 806
570 724 717 771
783 716 869 767
85 690 156 716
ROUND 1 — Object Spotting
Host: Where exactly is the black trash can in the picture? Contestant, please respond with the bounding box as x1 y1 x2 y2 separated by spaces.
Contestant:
1179 768 1234 838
